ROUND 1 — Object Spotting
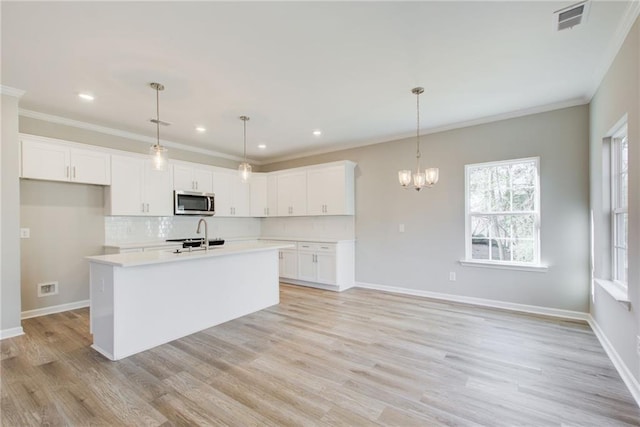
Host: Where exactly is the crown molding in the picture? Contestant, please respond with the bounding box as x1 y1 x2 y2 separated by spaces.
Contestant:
587 0 640 101
1 85 25 98
262 97 589 165
18 108 262 164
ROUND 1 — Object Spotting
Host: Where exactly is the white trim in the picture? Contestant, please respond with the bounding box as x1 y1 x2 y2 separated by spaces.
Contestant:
459 259 549 272
21 299 90 320
0 85 25 98
588 316 640 407
91 344 115 361
587 0 640 101
18 109 261 164
594 278 631 309
0 327 25 340
354 281 589 321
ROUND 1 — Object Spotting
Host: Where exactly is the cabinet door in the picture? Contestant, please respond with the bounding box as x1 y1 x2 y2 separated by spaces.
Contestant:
212 171 233 216
193 168 214 193
307 165 346 215
277 171 307 216
267 174 278 217
173 164 194 191
297 251 316 282
233 178 251 217
143 160 173 216
250 174 268 217
280 250 298 279
109 155 145 215
21 139 70 182
70 148 110 185
316 252 337 285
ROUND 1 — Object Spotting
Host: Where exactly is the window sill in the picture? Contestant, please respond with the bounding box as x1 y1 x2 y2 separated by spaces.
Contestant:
459 259 548 272
594 278 630 310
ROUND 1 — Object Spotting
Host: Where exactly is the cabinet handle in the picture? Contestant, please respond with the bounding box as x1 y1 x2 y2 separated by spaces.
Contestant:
146 203 150 212
72 166 76 179
141 202 145 213
267 207 269 215
66 166 70 178
195 181 198 190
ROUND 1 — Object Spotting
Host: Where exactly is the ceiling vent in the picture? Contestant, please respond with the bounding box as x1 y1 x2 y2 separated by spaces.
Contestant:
554 1 590 31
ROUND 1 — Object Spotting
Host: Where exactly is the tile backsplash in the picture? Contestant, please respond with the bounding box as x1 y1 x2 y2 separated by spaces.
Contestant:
104 216 261 245
261 216 355 240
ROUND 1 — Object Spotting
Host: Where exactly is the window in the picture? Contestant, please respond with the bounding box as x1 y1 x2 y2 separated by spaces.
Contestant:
611 126 628 286
464 157 541 267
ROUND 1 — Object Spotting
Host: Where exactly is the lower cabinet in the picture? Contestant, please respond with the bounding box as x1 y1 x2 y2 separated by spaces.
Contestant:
273 240 354 291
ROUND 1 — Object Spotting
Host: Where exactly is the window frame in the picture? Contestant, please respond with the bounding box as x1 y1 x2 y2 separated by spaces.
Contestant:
610 125 628 287
463 156 543 270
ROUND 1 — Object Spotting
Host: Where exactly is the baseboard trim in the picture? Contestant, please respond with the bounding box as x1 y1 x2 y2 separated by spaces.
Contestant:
91 344 115 361
0 326 25 340
355 282 590 321
21 300 90 320
588 317 640 407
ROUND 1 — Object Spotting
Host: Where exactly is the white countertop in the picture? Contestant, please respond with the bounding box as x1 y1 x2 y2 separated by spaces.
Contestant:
88 241 293 268
259 237 355 243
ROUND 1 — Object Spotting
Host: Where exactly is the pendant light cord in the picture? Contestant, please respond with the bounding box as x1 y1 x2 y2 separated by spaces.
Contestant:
415 89 421 170
156 86 160 148
243 118 247 161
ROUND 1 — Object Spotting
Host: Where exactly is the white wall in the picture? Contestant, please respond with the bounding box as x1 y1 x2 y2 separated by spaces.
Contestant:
590 18 640 384
1 92 23 337
265 105 591 312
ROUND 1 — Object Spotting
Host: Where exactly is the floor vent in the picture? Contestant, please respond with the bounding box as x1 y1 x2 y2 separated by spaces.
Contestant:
554 1 590 31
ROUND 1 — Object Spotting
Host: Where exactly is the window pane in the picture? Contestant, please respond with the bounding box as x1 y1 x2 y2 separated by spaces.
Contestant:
471 216 491 239
472 238 490 260
512 215 535 239
615 247 627 283
489 216 512 240
490 239 512 261
511 162 535 187
512 187 535 211
619 172 628 208
621 137 628 174
490 166 510 211
615 212 627 248
512 240 535 263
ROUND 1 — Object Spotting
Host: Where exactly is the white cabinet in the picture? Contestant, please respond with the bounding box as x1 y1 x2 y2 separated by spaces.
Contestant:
273 240 354 291
297 243 337 285
250 173 278 217
279 247 298 280
212 169 250 217
306 162 355 215
173 163 213 193
106 155 173 216
21 136 110 185
277 171 307 216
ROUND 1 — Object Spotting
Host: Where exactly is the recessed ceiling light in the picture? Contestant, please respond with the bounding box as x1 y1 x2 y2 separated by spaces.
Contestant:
78 93 94 101
195 126 206 132
258 144 266 149
313 130 322 136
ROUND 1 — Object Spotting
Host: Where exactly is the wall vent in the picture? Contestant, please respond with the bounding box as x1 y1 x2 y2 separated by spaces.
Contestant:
37 281 59 297
554 1 590 31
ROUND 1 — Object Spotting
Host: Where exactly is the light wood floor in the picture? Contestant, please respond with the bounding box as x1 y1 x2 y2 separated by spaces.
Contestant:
2 284 639 426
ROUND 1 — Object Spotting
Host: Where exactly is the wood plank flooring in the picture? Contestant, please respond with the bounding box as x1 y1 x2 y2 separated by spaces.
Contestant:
2 284 639 426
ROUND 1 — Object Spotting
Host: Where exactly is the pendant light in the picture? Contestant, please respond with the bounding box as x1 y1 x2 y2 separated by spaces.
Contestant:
398 87 439 191
149 82 168 171
238 115 252 183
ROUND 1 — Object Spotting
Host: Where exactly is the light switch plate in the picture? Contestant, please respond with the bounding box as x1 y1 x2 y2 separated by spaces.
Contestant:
20 228 30 238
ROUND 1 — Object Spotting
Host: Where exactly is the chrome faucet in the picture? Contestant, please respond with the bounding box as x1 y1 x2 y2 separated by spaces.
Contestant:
196 218 209 251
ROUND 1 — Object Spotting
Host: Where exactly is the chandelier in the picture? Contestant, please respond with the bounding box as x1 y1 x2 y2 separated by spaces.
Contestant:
398 87 439 191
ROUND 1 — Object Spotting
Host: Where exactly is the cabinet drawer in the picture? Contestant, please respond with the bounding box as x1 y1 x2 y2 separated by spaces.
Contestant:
297 243 335 253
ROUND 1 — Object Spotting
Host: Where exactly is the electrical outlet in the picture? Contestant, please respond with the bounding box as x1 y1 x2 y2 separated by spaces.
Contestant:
449 272 456 281
399 224 405 233
20 228 30 238
37 281 58 297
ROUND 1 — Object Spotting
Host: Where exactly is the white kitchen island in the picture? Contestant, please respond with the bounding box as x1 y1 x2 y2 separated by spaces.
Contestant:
86 241 292 361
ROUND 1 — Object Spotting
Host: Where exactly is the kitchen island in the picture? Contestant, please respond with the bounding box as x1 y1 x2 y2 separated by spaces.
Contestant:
86 241 293 361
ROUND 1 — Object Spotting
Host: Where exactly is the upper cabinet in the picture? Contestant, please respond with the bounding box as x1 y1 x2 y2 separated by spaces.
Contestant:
306 162 355 215
21 136 110 185
106 155 173 216
277 170 307 216
250 173 278 217
212 169 250 217
173 162 214 193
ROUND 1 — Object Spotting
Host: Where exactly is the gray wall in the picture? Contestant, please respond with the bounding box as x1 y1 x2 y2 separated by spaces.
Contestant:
265 105 591 312
1 93 23 335
590 18 639 382
20 180 105 312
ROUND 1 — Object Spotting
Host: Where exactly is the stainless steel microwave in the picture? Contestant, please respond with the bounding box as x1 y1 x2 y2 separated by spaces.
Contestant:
174 191 215 215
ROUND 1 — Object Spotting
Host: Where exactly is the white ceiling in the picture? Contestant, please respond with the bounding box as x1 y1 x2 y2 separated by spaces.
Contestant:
2 1 638 163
